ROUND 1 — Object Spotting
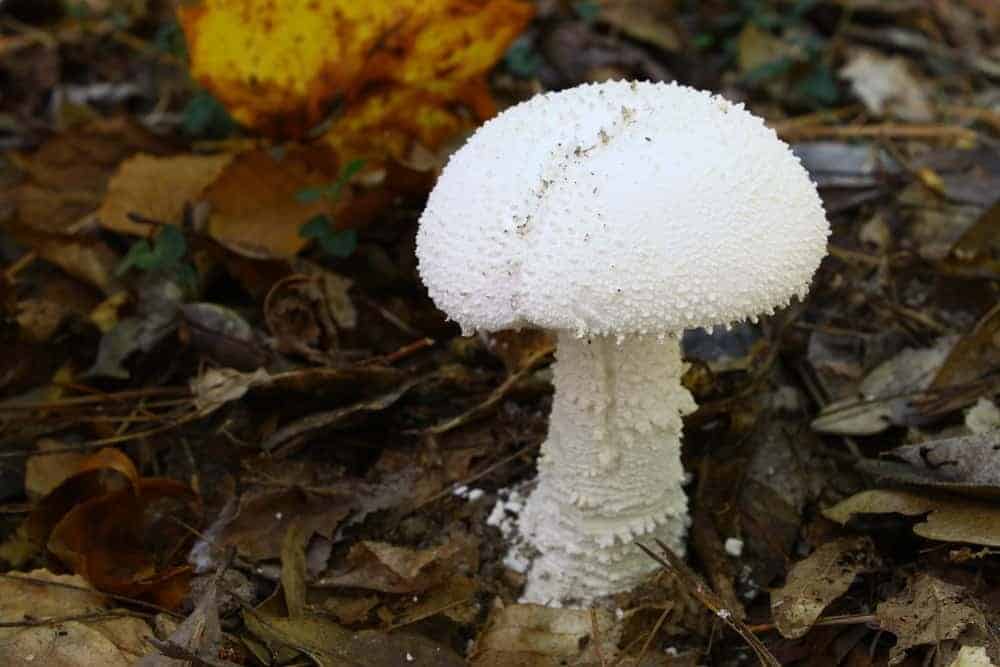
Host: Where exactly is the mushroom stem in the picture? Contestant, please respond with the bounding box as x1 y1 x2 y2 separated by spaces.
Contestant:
519 331 696 605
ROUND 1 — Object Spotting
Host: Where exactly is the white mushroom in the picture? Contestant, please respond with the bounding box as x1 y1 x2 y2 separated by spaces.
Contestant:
416 80 829 605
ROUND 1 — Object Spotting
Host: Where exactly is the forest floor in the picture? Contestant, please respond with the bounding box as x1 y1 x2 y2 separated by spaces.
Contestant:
1 1 999 665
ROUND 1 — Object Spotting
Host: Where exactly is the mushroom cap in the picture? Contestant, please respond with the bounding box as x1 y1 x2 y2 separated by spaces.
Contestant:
416 80 829 336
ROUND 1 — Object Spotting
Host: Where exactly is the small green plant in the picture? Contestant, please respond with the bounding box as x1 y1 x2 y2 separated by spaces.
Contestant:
182 91 237 139
504 37 543 79
117 224 198 292
297 159 365 259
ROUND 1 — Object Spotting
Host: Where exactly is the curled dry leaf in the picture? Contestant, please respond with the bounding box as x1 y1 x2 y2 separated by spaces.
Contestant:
471 603 622 667
770 536 879 639
876 575 994 665
0 569 153 667
177 0 534 149
824 489 1000 547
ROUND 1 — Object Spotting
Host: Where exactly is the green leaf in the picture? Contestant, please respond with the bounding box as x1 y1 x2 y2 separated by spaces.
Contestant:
295 158 366 204
318 229 358 259
299 215 357 259
182 91 237 139
505 38 543 78
572 0 600 22
797 62 839 106
743 56 794 84
116 239 154 276
156 224 188 264
295 187 327 204
300 214 332 240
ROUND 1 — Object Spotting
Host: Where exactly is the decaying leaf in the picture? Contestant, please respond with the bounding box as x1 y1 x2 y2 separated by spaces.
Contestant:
870 431 1000 495
812 337 956 435
824 489 1000 547
472 603 621 667
771 536 879 639
839 49 933 121
190 366 271 415
178 0 534 152
138 577 223 667
0 569 153 667
876 575 992 665
318 533 478 594
243 607 464 667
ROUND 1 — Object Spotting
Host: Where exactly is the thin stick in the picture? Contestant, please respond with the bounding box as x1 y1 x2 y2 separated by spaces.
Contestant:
637 540 780 667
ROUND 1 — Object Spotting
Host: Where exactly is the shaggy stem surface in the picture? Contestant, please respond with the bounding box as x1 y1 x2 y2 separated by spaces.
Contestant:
519 331 696 605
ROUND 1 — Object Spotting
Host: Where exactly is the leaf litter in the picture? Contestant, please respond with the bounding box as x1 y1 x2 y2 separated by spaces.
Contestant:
2 0 1000 665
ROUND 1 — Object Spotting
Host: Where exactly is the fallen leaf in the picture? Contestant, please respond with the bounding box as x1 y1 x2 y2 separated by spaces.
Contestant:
8 117 171 234
0 569 153 667
178 0 533 154
138 577 223 667
86 276 183 380
876 575 990 664
25 438 88 501
875 431 1000 494
597 0 681 52
950 646 999 667
243 607 464 667
940 201 1000 279
771 537 879 639
824 489 1000 547
0 447 139 568
318 533 478 594
217 487 353 562
48 476 199 607
97 153 233 237
839 49 933 121
190 367 271 415
199 147 341 259
812 337 957 435
281 518 312 618
472 603 621 666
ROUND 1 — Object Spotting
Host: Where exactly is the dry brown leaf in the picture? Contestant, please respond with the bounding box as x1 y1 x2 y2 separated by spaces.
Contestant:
48 477 198 608
200 146 340 259
8 117 171 234
318 533 478 594
472 603 621 667
0 569 153 667
598 0 682 52
824 489 1000 547
771 537 879 639
243 608 465 667
25 438 88 501
97 153 233 236
876 575 990 665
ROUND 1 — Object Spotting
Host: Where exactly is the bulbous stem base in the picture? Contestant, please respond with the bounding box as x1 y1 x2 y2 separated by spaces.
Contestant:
519 331 696 606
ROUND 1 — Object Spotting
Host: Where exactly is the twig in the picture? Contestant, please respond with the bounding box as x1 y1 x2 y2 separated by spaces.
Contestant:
746 613 877 634
777 123 978 143
591 607 609 667
638 540 780 667
628 605 671 667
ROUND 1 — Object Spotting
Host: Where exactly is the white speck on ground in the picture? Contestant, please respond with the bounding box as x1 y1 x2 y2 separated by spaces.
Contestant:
724 537 744 557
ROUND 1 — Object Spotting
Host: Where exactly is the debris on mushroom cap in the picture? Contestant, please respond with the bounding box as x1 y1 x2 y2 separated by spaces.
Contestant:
416 80 829 336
